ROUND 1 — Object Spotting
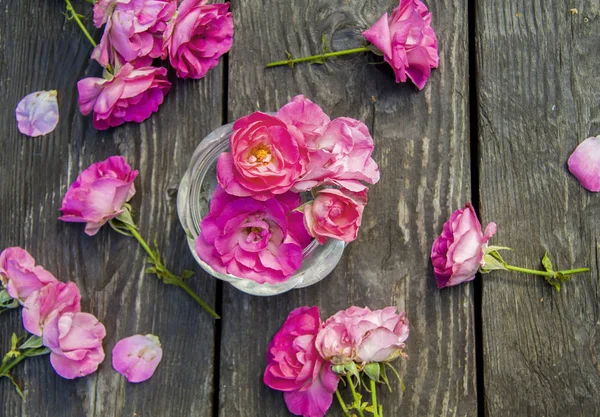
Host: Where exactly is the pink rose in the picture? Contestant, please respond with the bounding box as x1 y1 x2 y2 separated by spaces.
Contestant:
362 0 439 90
315 306 409 365
264 306 339 417
59 156 138 236
0 247 57 303
77 63 171 130
431 203 497 288
162 0 233 79
92 0 177 68
112 334 163 383
22 281 81 336
293 117 380 192
568 136 600 192
217 112 307 201
195 186 303 284
42 312 106 379
275 95 330 144
303 188 367 244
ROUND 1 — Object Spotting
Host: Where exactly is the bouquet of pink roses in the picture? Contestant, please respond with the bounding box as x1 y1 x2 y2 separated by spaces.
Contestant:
195 96 380 285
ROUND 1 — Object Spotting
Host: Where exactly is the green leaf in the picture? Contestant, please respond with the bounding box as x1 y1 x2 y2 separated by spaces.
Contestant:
23 347 50 358
19 336 43 350
363 363 381 382
0 289 13 303
5 374 24 399
180 270 195 279
321 34 329 54
542 252 553 272
380 364 392 392
11 334 18 350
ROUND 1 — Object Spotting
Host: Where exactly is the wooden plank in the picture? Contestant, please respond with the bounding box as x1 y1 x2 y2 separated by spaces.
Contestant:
219 0 476 415
476 1 600 415
0 1 221 415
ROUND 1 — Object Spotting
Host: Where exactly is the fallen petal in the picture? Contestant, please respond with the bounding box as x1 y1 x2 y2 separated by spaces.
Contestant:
568 135 600 192
15 90 59 137
112 334 163 383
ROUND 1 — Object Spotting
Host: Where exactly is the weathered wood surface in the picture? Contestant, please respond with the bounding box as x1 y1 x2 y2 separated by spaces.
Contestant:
477 0 600 415
219 0 476 416
0 0 220 416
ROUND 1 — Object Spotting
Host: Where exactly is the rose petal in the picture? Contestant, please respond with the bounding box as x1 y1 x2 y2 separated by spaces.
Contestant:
112 334 163 383
15 90 59 137
568 135 600 192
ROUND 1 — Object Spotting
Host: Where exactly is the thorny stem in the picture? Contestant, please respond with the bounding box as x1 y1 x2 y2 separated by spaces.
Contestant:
346 373 366 417
266 47 371 68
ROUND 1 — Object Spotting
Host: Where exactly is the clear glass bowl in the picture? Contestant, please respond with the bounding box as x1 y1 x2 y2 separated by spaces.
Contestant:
177 122 345 296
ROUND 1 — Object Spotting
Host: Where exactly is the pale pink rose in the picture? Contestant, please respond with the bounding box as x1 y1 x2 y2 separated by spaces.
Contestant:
92 0 177 68
0 247 57 303
431 203 497 288
264 306 339 417
362 0 439 90
59 156 138 236
315 306 409 365
303 188 367 245
196 186 304 284
15 90 59 137
162 0 233 79
22 281 81 336
275 95 330 144
568 136 600 192
217 112 307 201
77 63 171 130
112 334 163 383
293 117 380 192
42 312 106 379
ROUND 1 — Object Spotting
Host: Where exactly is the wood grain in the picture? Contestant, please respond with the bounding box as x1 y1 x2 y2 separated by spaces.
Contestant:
0 0 221 415
476 1 600 415
219 0 476 415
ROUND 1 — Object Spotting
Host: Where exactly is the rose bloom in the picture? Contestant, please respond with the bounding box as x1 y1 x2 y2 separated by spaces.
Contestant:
22 281 81 336
112 334 163 383
162 0 233 79
315 306 409 365
92 0 177 68
42 311 106 379
568 135 600 192
217 112 307 201
362 0 439 90
275 95 330 144
264 306 339 417
431 203 497 288
303 188 367 244
59 156 138 236
77 63 171 130
196 186 304 284
0 247 57 303
293 117 380 192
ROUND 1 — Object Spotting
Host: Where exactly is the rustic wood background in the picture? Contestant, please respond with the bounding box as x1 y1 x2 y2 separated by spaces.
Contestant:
0 0 598 416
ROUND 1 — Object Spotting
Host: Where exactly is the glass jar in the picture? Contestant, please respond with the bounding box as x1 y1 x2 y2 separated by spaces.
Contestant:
177 122 345 296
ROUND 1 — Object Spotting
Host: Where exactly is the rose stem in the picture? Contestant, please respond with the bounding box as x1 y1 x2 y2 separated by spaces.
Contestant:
370 379 381 417
503 264 589 277
266 47 371 68
335 388 351 417
346 373 366 417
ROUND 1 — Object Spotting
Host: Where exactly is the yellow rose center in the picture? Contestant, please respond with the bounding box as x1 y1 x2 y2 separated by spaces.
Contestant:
249 145 272 164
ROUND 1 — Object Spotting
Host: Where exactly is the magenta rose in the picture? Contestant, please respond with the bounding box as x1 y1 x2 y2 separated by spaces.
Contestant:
22 281 81 336
264 306 339 417
431 203 497 288
293 117 380 192
315 306 409 365
0 247 57 303
195 186 304 284
362 0 439 90
217 112 307 201
77 63 171 130
162 0 233 79
59 156 138 236
92 0 177 68
42 311 106 379
303 188 367 244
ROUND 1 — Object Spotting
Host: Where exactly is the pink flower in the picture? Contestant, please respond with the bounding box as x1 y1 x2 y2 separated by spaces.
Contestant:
195 186 303 284
42 312 106 379
0 247 57 303
22 281 81 336
362 0 439 90
217 112 307 201
293 117 380 192
264 306 339 417
315 306 409 365
303 188 367 244
92 0 177 68
276 95 330 144
77 63 171 130
431 203 497 288
162 0 233 79
112 334 163 383
15 90 59 137
59 156 138 236
568 135 600 192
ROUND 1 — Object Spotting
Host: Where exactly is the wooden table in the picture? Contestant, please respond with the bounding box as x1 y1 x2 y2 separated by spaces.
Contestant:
1 0 599 415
